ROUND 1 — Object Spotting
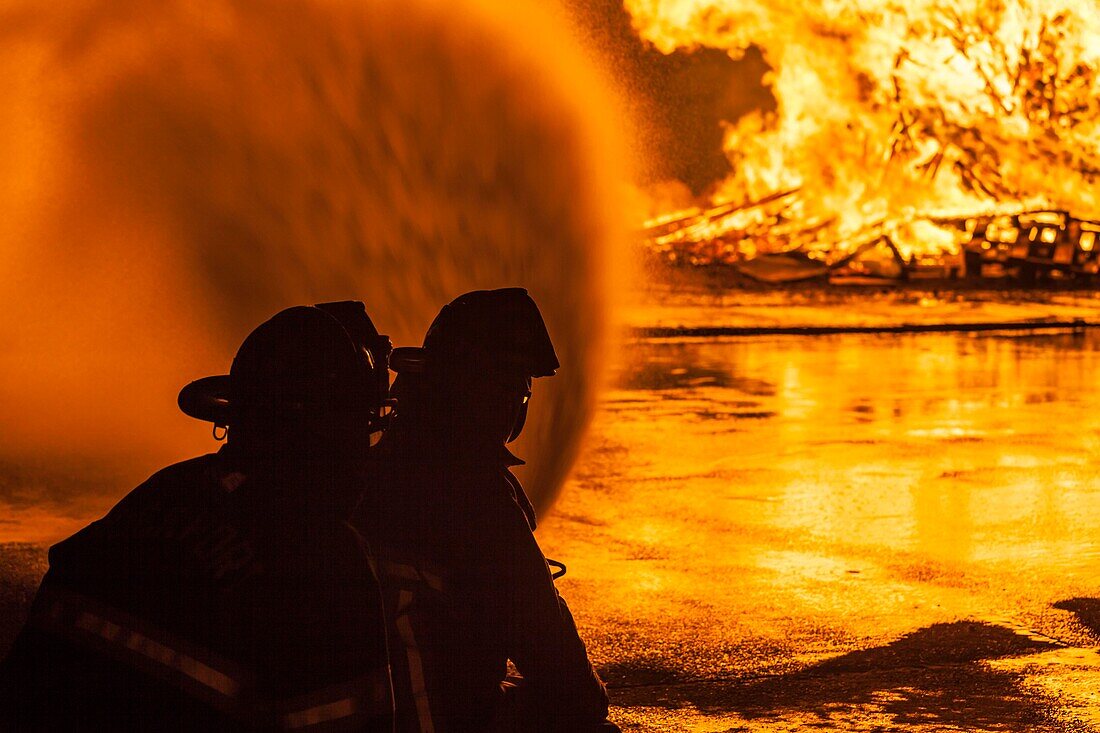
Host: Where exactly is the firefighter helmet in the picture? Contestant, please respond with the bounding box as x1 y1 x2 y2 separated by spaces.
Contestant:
177 302 393 436
390 288 557 443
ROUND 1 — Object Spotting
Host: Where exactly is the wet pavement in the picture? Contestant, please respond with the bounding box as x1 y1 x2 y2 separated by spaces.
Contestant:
538 329 1100 731
6 317 1100 730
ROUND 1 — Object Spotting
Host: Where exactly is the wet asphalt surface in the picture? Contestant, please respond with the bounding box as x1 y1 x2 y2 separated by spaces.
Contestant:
7 320 1100 730
538 330 1100 731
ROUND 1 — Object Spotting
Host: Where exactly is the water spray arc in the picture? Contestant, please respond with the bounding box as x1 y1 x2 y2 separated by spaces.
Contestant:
0 0 630 528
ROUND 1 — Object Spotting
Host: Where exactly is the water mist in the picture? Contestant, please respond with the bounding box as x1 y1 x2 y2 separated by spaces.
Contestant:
0 0 630 538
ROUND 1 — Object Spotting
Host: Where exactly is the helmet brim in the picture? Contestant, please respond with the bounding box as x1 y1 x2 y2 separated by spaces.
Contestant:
178 375 231 425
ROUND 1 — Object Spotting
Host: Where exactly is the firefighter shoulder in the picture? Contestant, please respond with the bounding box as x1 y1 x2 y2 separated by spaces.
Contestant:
356 288 619 733
0 303 397 732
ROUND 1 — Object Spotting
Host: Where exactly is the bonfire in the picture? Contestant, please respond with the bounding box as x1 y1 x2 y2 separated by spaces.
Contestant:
631 0 1100 283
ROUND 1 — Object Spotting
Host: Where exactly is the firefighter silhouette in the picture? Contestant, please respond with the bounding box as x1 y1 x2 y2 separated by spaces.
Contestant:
0 303 397 731
354 288 619 733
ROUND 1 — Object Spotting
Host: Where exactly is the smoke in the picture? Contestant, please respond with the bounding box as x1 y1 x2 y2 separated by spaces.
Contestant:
560 0 773 197
0 0 630 529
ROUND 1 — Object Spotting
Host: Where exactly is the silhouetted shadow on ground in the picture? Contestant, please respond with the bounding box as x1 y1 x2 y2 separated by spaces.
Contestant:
1054 598 1100 640
601 658 692 688
612 622 1064 731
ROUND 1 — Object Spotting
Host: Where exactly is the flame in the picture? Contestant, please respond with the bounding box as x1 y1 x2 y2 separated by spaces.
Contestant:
627 0 1100 257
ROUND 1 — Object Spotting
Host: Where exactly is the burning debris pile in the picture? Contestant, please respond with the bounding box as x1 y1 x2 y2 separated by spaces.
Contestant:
643 192 1100 283
630 0 1100 283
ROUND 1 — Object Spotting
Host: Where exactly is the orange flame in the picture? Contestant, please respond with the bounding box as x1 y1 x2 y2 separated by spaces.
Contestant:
628 0 1100 257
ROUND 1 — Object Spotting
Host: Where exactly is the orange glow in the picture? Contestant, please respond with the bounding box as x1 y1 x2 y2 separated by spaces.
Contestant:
0 0 633 538
628 0 1100 260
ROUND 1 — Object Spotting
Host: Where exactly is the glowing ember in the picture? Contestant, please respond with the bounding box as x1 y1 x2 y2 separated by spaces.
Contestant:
629 0 1100 265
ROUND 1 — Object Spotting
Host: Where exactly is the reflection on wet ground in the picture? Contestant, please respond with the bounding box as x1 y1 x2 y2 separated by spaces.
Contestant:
6 328 1100 728
541 329 1100 731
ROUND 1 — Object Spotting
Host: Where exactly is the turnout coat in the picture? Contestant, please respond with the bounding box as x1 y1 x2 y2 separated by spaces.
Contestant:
353 441 614 733
0 449 393 732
